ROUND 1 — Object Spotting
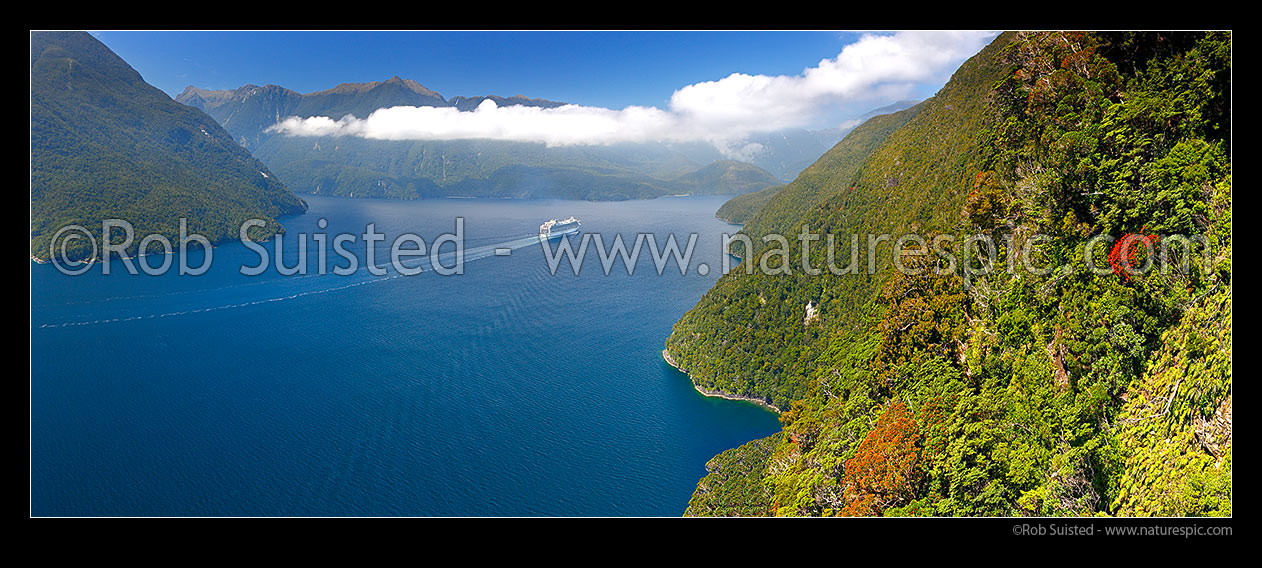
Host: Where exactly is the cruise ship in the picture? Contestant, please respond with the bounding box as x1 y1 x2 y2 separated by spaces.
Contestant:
539 216 581 240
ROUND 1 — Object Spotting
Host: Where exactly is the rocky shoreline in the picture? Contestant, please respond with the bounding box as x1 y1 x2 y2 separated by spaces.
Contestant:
661 349 781 414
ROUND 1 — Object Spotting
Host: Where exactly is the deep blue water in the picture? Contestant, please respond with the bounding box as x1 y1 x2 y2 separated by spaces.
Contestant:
31 195 780 516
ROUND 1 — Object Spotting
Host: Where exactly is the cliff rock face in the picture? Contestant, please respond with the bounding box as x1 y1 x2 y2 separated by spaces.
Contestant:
177 84 304 150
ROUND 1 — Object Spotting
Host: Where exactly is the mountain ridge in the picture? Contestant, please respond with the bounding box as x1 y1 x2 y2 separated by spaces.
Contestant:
177 78 921 201
30 31 307 261
179 77 783 200
176 77 568 148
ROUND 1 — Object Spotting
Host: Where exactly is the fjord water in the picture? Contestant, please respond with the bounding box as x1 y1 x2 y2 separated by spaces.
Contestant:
31 195 779 516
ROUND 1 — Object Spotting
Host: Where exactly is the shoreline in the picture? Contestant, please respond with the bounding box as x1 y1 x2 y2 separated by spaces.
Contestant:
661 349 781 414
30 245 212 266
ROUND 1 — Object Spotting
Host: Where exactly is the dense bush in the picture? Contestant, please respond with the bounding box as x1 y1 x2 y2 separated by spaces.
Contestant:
681 31 1231 517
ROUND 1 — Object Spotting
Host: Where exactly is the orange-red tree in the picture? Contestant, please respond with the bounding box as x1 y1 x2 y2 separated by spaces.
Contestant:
840 401 921 516
1108 232 1161 283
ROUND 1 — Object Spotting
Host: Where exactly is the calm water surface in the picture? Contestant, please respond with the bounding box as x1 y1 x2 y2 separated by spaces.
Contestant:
31 194 780 516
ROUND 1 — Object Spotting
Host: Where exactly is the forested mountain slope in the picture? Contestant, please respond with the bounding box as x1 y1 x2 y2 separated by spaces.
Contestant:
31 31 306 261
666 33 1007 410
677 31 1231 517
715 184 784 224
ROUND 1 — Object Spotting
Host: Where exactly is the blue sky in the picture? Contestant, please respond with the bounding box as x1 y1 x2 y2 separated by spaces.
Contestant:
88 31 997 155
95 31 956 109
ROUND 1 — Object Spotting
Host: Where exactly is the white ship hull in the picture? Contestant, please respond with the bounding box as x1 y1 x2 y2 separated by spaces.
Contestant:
539 217 581 240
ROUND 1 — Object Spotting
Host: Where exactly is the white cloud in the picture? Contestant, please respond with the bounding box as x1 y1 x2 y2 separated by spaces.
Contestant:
836 118 864 132
272 100 685 146
712 141 766 163
268 31 998 157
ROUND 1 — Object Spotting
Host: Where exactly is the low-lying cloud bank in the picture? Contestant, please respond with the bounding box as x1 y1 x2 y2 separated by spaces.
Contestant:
268 31 997 156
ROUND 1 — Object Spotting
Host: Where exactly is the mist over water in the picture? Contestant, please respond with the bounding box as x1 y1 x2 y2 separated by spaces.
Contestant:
31 194 780 516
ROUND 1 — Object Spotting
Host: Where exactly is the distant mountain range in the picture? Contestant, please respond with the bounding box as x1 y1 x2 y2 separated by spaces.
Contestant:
27 30 921 260
30 31 306 261
178 78 785 200
177 77 569 151
179 79 918 190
